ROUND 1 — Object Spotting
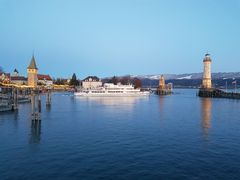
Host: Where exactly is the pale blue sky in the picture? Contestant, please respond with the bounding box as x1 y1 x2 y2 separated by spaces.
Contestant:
1 0 240 78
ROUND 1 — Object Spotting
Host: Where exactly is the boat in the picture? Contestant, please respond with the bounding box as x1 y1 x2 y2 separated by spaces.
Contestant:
18 95 31 103
74 83 150 97
0 93 12 112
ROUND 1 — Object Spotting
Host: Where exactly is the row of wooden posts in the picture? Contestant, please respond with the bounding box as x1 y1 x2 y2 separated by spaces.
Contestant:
10 88 52 121
31 89 51 121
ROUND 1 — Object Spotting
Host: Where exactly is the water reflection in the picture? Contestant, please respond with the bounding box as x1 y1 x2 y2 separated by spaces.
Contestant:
46 104 51 112
77 97 147 107
0 111 19 129
201 98 212 138
29 120 41 144
159 96 165 115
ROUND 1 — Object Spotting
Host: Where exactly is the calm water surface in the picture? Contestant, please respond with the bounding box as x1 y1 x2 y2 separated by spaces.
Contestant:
0 89 240 179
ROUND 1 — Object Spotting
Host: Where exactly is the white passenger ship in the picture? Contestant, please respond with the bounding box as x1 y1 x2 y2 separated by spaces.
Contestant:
74 83 150 97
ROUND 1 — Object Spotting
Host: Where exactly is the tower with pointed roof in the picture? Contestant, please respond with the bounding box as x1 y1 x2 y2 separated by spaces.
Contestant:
27 55 38 87
202 53 212 89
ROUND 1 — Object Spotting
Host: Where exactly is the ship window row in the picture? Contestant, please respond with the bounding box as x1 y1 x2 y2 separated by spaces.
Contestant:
107 88 125 90
107 91 124 93
107 88 134 90
91 91 105 93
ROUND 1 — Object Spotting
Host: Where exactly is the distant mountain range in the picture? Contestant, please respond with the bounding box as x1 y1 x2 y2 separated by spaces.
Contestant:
132 72 240 80
130 72 240 88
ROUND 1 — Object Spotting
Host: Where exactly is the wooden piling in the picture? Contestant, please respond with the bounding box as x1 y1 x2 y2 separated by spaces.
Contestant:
31 89 41 120
46 89 51 106
12 88 18 110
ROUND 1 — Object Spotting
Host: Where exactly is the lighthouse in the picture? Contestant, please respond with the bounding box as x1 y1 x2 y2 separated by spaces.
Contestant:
202 54 212 89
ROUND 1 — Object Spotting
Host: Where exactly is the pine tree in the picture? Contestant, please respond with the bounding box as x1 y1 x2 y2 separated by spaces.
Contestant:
69 73 79 86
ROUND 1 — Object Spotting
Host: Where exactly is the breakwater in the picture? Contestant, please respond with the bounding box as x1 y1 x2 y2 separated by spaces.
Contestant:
198 88 240 99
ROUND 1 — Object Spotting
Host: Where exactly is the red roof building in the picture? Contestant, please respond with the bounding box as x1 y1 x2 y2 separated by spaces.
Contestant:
37 74 53 86
10 76 27 85
37 74 52 81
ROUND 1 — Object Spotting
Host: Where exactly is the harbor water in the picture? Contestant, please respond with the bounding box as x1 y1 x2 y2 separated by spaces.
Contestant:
0 89 240 179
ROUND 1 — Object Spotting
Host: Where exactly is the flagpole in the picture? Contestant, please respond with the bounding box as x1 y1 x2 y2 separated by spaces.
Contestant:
235 80 237 93
226 81 227 92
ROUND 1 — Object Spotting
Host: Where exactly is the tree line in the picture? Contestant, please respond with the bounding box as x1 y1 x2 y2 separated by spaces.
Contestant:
55 73 142 89
103 75 142 89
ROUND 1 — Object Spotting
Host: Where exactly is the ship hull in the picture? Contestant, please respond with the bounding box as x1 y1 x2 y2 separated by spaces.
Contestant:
74 92 150 97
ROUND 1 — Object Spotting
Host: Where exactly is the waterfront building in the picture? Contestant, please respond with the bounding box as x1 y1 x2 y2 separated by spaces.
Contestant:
82 76 102 89
11 76 27 85
202 54 212 89
11 69 27 85
0 73 11 83
12 69 19 77
27 55 38 87
37 74 53 86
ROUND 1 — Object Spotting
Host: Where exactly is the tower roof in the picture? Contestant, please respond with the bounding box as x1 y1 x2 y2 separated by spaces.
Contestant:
28 55 38 69
14 68 19 73
203 53 212 62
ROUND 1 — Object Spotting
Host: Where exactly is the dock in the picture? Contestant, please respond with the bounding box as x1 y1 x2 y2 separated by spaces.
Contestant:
0 95 12 112
156 88 172 95
198 88 240 99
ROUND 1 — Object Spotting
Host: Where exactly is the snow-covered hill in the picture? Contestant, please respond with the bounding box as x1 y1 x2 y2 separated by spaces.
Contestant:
131 72 240 80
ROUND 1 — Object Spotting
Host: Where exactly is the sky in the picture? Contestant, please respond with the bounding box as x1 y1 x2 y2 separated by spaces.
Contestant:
0 0 240 79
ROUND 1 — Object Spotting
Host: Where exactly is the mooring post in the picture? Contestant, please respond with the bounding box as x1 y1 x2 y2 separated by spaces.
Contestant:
46 89 51 106
38 94 41 113
31 89 41 121
31 90 35 118
11 87 18 110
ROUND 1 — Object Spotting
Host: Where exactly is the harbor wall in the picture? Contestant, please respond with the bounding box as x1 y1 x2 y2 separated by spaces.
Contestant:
198 88 240 99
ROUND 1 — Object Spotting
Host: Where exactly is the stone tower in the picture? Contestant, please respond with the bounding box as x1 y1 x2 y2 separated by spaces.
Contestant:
159 75 166 89
27 55 38 88
202 54 212 89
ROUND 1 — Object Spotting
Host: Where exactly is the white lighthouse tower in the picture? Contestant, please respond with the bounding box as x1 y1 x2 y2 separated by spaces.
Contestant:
202 53 212 89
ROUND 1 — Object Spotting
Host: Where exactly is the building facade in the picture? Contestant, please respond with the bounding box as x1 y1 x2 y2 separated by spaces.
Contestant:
12 69 19 77
0 73 10 83
82 76 102 89
10 68 27 85
11 76 27 85
37 74 53 86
